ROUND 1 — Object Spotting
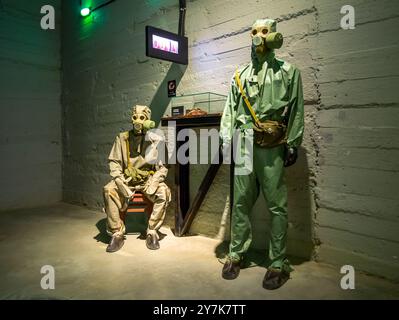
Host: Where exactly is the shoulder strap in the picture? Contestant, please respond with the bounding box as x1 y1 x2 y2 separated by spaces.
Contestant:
235 69 260 127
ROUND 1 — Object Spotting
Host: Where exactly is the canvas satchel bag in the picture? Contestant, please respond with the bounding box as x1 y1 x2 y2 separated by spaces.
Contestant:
235 69 287 148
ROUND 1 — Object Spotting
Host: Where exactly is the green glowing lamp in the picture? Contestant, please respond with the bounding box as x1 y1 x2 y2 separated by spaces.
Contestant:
80 7 91 17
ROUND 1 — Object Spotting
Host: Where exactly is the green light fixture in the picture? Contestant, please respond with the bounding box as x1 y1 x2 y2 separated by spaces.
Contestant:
79 0 116 17
80 7 91 17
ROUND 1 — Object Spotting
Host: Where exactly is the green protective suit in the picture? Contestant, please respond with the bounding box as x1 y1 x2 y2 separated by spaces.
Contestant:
220 20 304 272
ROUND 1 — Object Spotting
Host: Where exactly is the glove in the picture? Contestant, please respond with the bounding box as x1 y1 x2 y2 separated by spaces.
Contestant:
284 145 298 167
124 166 151 185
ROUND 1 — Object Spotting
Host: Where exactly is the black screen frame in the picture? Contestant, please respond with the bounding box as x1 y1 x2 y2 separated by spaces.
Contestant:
145 26 188 65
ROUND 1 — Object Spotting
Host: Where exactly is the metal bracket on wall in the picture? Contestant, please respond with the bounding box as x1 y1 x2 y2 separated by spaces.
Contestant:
178 0 186 36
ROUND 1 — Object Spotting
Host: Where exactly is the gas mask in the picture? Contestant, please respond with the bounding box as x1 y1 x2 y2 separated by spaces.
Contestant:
250 19 283 55
131 105 155 135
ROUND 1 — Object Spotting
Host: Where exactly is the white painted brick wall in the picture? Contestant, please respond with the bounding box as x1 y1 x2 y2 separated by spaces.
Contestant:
0 0 62 210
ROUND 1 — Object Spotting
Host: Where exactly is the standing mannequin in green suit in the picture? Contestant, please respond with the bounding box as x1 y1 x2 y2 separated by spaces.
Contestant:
220 19 304 290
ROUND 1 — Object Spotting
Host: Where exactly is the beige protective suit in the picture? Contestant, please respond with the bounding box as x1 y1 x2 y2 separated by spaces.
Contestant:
103 107 171 240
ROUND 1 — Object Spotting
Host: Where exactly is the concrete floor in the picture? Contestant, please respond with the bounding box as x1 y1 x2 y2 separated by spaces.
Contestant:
0 203 397 300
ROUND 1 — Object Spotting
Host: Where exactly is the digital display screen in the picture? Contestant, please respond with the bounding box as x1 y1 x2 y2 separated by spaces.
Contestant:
146 26 188 65
152 35 179 54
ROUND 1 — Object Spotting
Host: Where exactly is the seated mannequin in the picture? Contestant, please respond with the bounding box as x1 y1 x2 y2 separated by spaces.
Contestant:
103 105 171 252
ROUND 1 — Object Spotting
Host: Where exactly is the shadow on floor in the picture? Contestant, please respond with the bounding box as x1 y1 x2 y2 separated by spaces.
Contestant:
94 219 109 244
214 241 309 269
214 241 267 268
94 217 167 244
